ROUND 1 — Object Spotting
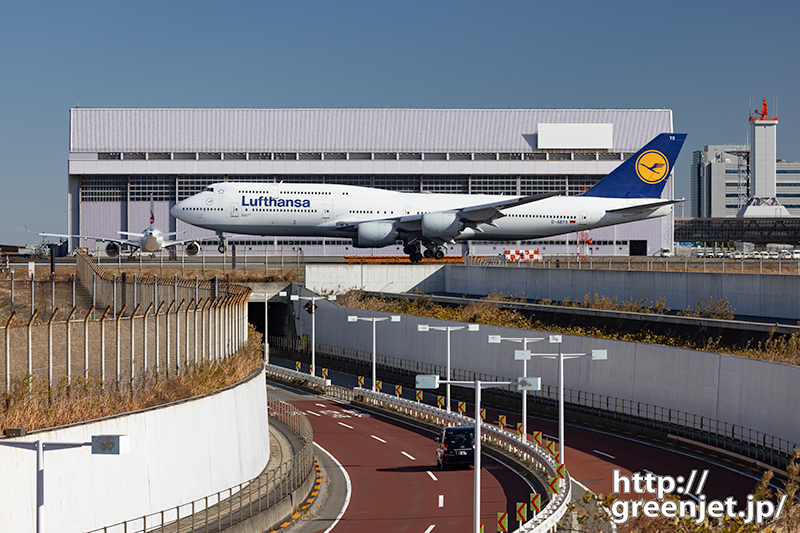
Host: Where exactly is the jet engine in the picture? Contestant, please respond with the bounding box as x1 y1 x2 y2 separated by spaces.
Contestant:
355 221 398 248
185 242 200 256
105 242 120 258
421 211 460 239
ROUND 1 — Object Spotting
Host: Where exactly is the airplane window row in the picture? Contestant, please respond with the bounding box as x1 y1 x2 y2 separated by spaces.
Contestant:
252 208 317 213
508 214 575 219
184 207 223 211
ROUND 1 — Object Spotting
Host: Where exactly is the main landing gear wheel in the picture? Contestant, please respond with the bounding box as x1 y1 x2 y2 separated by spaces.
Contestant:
410 252 423 263
434 250 444 260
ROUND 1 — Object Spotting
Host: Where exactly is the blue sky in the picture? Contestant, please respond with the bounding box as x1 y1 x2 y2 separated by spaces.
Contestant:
1 1 799 245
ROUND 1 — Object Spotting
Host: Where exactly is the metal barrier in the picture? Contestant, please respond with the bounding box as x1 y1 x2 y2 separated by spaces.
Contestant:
85 399 314 533
0 255 251 393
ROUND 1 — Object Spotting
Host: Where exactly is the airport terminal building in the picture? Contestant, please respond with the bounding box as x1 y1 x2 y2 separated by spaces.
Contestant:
68 108 675 257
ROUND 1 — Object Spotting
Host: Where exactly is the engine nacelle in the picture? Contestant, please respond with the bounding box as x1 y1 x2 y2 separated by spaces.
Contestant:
355 221 398 248
421 211 460 239
105 242 120 257
185 242 200 256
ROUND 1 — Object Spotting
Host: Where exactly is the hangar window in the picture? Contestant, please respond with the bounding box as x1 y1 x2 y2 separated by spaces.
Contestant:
324 153 347 160
422 176 468 194
325 176 371 187
399 153 422 160
348 153 372 160
299 153 322 160
199 153 221 160
130 176 175 201
98 152 121 160
374 176 420 192
148 152 171 160
123 152 146 160
80 176 126 201
471 176 515 195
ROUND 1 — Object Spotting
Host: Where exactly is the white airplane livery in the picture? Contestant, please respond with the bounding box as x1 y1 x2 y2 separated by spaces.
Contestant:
171 133 686 262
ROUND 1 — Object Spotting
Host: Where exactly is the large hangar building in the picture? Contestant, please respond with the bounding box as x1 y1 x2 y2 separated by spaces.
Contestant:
68 108 675 256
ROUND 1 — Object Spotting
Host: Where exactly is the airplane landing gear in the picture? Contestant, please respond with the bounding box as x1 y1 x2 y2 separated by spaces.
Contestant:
216 232 227 254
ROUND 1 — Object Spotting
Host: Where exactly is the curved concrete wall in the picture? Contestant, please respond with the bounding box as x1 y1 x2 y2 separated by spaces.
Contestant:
292 289 800 448
0 368 269 532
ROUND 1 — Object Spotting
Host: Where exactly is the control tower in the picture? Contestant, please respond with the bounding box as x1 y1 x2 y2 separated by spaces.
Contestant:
737 98 791 217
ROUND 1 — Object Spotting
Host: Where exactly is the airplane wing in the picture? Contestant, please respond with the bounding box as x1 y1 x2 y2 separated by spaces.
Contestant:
395 191 561 234
39 233 141 249
605 198 683 217
334 191 562 244
161 238 200 249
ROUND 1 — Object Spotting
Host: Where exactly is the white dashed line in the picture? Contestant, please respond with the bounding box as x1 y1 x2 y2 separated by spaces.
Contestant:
316 403 326 407
424 526 436 533
306 410 321 417
438 494 444 507
338 422 354 429
401 451 416 460
426 471 438 481
593 450 615 459
371 435 387 443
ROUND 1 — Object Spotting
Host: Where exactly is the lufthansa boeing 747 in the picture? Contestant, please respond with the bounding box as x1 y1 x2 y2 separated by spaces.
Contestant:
171 133 686 262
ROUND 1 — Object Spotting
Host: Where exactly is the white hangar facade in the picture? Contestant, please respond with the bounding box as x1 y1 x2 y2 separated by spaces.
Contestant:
67 108 676 257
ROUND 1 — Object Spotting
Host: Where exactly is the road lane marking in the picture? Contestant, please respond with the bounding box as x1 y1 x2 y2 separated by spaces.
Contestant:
371 435 387 443
315 443 351 533
424 526 436 533
426 471 438 481
593 450 615 459
438 494 444 507
338 422 354 429
316 403 326 407
306 410 321 417
401 451 416 460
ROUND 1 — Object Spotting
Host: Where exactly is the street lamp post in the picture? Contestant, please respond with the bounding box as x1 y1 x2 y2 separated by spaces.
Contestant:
0 434 129 533
529 335 607 465
347 314 401 391
487 334 544 441
290 293 336 377
417 374 539 533
417 323 479 411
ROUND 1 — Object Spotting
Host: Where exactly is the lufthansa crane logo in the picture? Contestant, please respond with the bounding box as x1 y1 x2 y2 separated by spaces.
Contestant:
636 150 669 184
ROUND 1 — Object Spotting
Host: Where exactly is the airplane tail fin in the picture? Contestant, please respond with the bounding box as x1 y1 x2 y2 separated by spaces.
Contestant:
580 133 686 198
149 194 155 231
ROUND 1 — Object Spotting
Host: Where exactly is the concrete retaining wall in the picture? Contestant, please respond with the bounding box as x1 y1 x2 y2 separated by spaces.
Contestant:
305 264 800 320
288 286 800 447
0 368 270 532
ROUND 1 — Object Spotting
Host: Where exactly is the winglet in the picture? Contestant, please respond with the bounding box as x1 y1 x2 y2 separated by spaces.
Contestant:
580 133 686 198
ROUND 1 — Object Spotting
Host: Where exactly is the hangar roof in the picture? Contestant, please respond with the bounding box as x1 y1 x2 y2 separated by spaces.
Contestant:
70 108 673 154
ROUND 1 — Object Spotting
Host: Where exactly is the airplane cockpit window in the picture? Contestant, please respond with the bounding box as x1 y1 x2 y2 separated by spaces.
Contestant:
202 186 215 193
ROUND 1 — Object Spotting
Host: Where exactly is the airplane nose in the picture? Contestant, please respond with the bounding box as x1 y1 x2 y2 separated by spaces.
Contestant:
170 203 179 218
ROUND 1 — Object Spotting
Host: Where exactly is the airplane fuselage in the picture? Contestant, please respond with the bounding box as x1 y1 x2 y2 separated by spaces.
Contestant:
172 182 671 243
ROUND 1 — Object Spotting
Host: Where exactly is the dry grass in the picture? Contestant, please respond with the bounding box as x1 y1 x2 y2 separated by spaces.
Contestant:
0 325 264 433
338 291 800 367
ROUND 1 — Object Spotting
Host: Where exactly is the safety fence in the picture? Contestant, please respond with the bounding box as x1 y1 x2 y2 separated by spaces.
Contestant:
264 362 569 533
272 336 798 473
465 254 800 275
0 253 251 394
86 399 315 533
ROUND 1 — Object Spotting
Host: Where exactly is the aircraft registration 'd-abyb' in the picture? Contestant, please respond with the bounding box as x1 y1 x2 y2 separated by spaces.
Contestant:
171 133 686 262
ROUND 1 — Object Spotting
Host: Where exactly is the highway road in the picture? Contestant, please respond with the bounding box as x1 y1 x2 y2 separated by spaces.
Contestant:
267 380 534 532
270 359 768 531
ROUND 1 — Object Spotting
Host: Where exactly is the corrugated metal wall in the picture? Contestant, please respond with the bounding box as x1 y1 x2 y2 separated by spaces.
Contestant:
70 108 673 154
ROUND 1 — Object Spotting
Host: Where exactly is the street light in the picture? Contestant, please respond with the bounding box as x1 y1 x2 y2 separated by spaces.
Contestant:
530 335 607 465
290 293 336 377
0 433 129 533
417 374 539 533
487 334 544 442
417 323 479 411
347 314 401 391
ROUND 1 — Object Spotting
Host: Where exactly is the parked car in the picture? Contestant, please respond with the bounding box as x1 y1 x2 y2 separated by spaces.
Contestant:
655 248 674 257
793 250 800 260
435 426 475 470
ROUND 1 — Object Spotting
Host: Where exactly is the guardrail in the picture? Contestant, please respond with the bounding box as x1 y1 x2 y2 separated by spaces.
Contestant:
265 363 571 533
86 399 314 533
